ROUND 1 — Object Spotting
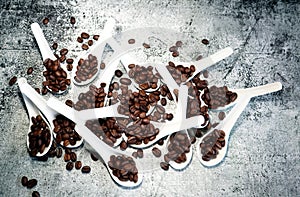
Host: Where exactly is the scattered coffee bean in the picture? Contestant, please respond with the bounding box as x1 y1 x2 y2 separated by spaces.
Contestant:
65 99 73 108
75 161 82 170
142 43 150 48
88 40 93 46
66 58 74 64
70 16 76 24
218 112 226 120
66 162 74 171
32 191 40 197
9 76 17 86
77 37 83 43
81 32 90 39
42 17 49 25
52 42 58 50
152 147 161 157
128 39 135 44
120 140 128 151
60 48 68 56
67 64 73 71
21 176 28 186
90 153 99 161
203 70 209 78
41 86 48 95
100 62 106 69
56 147 62 158
160 162 169 171
114 70 123 78
196 55 203 61
172 51 179 57
169 46 178 52
82 44 89 50
70 152 77 162
93 35 99 41
137 149 143 158
34 88 40 94
132 152 138 159
81 166 91 173
27 179 37 189
175 41 183 47
120 78 132 85
27 67 33 75
201 39 209 45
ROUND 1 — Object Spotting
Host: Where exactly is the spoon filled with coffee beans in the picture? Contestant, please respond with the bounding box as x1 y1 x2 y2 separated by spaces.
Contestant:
31 23 71 94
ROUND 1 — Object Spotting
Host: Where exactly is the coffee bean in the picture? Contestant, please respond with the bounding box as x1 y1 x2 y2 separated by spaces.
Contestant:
9 76 17 86
42 17 49 25
142 43 150 48
75 161 82 170
81 166 91 173
172 51 179 57
91 153 98 161
120 140 128 151
27 179 37 189
66 58 73 64
34 88 40 94
152 147 161 157
169 46 178 52
70 16 76 24
70 152 77 162
88 40 93 46
82 44 89 50
114 70 123 78
66 162 74 171
93 35 99 40
27 67 33 75
203 70 209 78
137 149 143 158
120 78 132 85
128 64 135 69
175 41 183 47
52 42 58 50
160 98 167 106
196 55 203 61
160 162 169 171
65 99 73 107
56 147 62 158
77 37 83 43
21 176 28 186
41 86 48 95
218 112 226 120
67 64 73 71
32 191 40 197
201 39 209 45
128 39 135 44
100 62 106 69
60 48 68 56
81 32 90 39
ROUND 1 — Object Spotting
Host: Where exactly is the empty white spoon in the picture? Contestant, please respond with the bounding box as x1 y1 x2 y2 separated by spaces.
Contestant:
18 78 53 157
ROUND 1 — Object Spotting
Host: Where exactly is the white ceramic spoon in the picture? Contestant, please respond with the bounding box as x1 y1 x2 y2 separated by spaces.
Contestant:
46 98 143 188
18 78 83 148
31 23 70 94
18 78 53 157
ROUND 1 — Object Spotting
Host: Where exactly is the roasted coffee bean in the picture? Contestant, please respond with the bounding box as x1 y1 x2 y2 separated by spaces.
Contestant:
81 32 90 39
34 88 40 94
160 162 169 171
27 179 37 189
172 51 179 57
75 161 82 170
137 149 143 158
67 64 73 71
65 99 73 107
70 152 77 162
27 67 33 75
128 39 135 44
52 42 58 50
81 166 91 173
143 43 150 48
42 17 49 25
32 191 40 197
56 147 62 158
91 153 99 161
93 35 99 40
175 41 183 47
77 37 83 43
82 44 89 50
196 55 203 61
132 152 138 159
152 147 161 157
203 70 209 78
218 112 226 120
100 62 106 69
41 86 48 95
60 48 68 56
201 38 209 45
120 78 132 85
70 16 76 24
66 162 74 171
120 140 128 151
88 40 93 46
128 64 135 69
115 69 123 78
169 46 178 52
160 98 167 106
9 76 17 86
64 153 71 162
66 58 74 64
21 176 28 186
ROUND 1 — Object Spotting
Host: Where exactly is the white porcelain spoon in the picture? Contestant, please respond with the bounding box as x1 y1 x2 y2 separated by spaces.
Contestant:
18 78 53 157
46 98 143 188
18 78 83 148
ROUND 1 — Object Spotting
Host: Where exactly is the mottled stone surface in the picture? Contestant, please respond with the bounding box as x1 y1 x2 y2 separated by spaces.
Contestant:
0 0 299 196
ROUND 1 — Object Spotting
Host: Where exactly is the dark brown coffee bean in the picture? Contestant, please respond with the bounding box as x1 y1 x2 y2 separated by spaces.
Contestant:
42 17 49 25
91 153 98 161
75 161 82 170
160 162 169 171
169 46 178 52
81 32 90 39
100 62 106 69
128 64 135 69
41 86 48 95
66 58 74 64
175 41 183 47
27 179 37 189
152 147 161 157
34 88 40 94
56 147 62 158
32 191 40 197
120 78 132 85
82 44 89 50
203 70 209 78
160 98 167 106
88 40 93 46
66 162 74 171
70 152 77 162
77 37 83 43
120 140 128 151
67 64 73 71
142 43 150 48
70 16 76 24
93 35 100 41
128 39 135 44
64 153 71 162
172 51 179 57
9 76 17 86
52 42 58 50
137 149 143 158
201 39 209 45
27 67 33 75
81 166 91 173
21 176 28 186
65 99 73 107
114 69 123 78
218 112 226 120
196 55 203 61
60 48 68 56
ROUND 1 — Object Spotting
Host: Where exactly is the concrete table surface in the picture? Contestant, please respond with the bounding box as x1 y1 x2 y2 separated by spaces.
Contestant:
0 0 299 196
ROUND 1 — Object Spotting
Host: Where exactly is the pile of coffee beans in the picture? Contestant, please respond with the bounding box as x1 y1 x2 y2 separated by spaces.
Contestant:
200 129 225 161
166 61 195 84
42 58 71 93
53 115 82 146
85 117 124 147
108 155 138 183
74 54 99 83
201 85 238 109
127 64 160 88
28 115 51 156
163 132 191 166
169 41 183 57
73 84 107 110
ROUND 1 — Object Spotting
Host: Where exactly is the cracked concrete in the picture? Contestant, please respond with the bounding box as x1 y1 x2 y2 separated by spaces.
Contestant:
0 0 299 196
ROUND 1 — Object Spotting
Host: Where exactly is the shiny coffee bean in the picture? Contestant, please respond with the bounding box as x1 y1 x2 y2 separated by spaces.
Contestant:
81 166 91 173
27 179 37 189
32 191 40 197
152 147 161 157
21 176 28 186
27 67 33 75
9 76 17 86
75 161 82 170
66 162 74 171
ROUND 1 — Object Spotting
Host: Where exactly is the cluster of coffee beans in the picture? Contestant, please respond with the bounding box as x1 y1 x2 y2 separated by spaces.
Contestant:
77 32 100 50
125 122 159 145
85 117 124 147
127 64 160 87
74 54 99 83
200 129 225 161
42 58 71 93
201 85 238 109
63 148 90 173
21 176 40 196
167 61 196 84
162 132 191 168
28 115 51 156
108 155 138 183
169 41 183 57
53 115 82 146
73 84 107 110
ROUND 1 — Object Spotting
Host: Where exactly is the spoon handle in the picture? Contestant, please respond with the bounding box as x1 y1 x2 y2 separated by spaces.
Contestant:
236 82 282 98
31 23 56 61
76 104 127 120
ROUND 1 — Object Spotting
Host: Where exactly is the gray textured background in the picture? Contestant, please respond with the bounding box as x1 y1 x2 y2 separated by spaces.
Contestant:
0 0 299 196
